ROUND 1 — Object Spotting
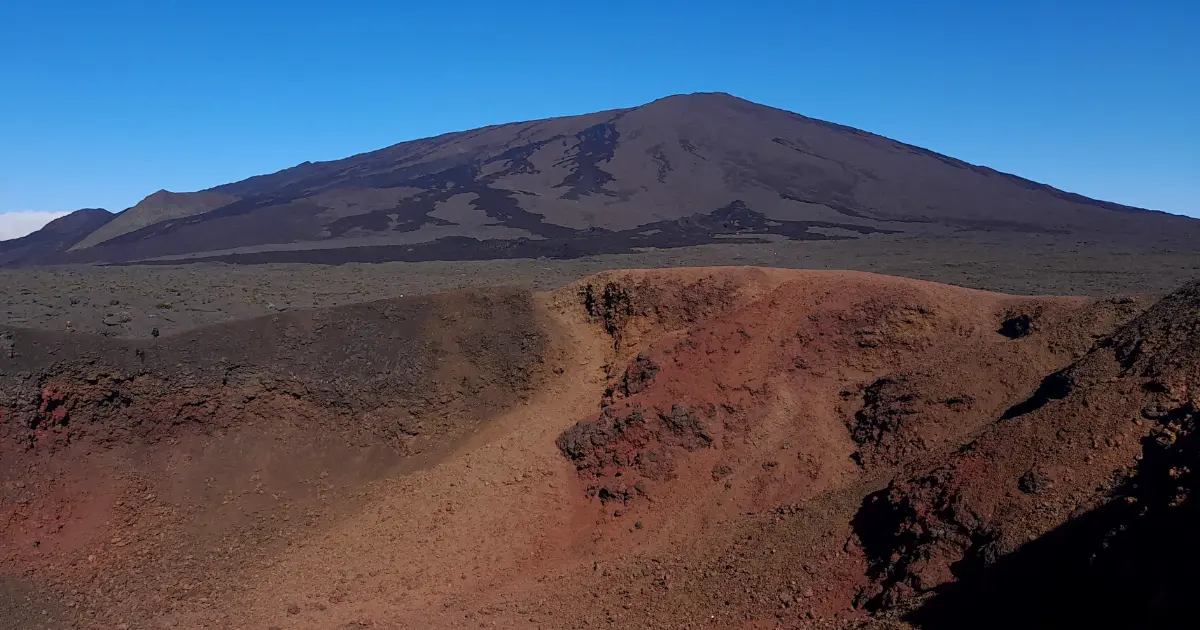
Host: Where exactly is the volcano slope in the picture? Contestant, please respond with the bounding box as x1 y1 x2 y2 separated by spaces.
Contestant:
9 92 1199 267
2 266 1192 630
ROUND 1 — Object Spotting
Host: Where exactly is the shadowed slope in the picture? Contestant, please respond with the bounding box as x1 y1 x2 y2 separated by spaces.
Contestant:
0 209 113 266
853 280 1200 629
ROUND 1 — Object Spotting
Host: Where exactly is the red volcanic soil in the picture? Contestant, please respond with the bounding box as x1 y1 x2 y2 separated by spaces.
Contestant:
0 289 552 629
5 267 1198 629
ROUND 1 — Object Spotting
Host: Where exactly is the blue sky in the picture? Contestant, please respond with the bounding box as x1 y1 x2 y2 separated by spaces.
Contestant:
1 0 1197 228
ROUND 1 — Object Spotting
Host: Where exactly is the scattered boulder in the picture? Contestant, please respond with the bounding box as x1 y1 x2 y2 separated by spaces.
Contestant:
621 353 659 396
998 313 1035 339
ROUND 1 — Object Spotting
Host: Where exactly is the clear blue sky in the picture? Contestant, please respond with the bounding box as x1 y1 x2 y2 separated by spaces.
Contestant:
1 0 1197 218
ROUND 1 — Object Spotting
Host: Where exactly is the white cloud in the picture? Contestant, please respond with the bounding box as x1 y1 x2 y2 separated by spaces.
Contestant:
0 211 70 242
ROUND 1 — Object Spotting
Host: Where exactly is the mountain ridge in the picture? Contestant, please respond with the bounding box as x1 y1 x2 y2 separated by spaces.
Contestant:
5 92 1194 266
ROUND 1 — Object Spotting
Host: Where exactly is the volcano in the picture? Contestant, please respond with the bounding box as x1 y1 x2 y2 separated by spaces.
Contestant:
5 93 1195 267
